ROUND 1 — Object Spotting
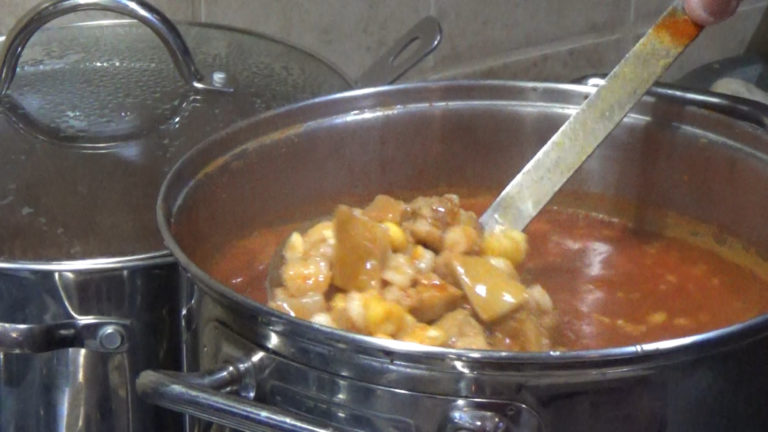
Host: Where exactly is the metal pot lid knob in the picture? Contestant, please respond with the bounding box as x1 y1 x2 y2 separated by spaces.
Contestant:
0 0 229 95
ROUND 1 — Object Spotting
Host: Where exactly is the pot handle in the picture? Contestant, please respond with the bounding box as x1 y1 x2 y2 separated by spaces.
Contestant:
137 365 333 432
137 361 544 432
0 0 228 97
355 16 442 88
577 75 768 129
0 318 130 353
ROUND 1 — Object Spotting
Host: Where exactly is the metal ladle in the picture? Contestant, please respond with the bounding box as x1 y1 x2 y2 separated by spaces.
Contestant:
479 2 702 232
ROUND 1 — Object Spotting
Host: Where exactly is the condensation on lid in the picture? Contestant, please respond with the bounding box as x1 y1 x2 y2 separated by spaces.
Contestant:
0 21 351 264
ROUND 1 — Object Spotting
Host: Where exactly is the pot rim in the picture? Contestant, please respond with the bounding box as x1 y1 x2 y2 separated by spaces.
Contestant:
0 251 175 272
158 79 768 365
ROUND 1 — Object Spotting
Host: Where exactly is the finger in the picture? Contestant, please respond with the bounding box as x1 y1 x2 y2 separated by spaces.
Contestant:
684 0 741 26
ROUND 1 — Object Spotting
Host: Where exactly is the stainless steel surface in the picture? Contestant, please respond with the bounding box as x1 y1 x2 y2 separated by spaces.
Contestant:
138 368 332 432
0 318 130 353
152 81 768 431
443 401 543 432
0 259 182 432
479 3 701 232
138 348 544 432
139 322 546 432
356 16 441 88
0 0 226 95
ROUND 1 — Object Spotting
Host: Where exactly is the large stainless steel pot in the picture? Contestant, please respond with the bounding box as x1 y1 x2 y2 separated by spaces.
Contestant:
0 1 440 431
141 81 768 431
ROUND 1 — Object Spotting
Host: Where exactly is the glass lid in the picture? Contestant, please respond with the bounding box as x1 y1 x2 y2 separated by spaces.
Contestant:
0 0 351 265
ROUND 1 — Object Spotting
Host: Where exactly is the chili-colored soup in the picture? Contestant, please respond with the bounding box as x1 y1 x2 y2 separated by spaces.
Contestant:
208 197 768 350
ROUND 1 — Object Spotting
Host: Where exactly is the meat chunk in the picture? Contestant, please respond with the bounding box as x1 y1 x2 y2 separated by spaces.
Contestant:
332 206 390 291
401 195 464 251
489 285 556 351
269 288 327 320
443 254 527 323
382 253 416 288
443 225 480 254
409 276 464 323
363 195 406 223
434 309 489 350
281 256 331 296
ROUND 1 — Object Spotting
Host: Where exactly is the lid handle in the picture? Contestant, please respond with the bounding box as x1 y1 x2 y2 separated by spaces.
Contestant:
0 0 229 97
356 16 442 88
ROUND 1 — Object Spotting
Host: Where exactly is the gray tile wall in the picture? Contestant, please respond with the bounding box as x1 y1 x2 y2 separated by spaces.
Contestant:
2 0 767 84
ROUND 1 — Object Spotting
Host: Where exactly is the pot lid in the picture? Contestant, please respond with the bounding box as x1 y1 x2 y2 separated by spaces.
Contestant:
0 0 352 265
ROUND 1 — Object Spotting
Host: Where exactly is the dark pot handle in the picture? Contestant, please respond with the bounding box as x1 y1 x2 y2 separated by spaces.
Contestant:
577 75 768 129
137 362 333 432
0 0 228 96
356 16 441 88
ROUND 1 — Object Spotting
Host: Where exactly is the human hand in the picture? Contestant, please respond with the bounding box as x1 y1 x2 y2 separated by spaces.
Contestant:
684 0 742 26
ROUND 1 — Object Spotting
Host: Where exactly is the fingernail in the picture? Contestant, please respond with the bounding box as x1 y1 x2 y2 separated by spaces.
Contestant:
685 0 739 26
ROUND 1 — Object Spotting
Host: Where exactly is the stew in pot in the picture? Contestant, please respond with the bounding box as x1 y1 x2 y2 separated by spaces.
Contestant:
208 194 768 351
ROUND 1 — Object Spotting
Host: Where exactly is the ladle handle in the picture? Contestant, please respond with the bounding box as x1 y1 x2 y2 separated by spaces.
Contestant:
356 16 441 88
0 0 227 96
137 366 332 432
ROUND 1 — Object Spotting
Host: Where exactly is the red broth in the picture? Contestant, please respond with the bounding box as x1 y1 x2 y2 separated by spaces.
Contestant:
208 198 768 350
